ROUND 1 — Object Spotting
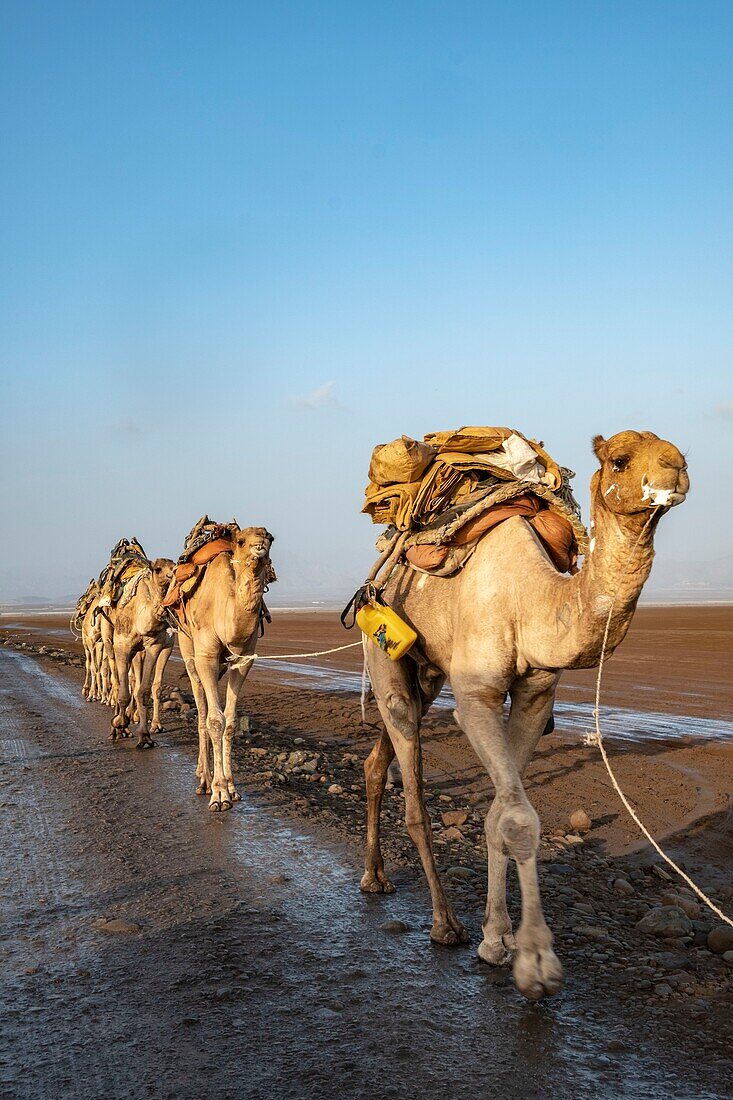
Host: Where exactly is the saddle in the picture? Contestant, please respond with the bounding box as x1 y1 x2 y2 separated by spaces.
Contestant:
404 492 580 576
163 536 234 627
162 516 274 634
97 539 150 607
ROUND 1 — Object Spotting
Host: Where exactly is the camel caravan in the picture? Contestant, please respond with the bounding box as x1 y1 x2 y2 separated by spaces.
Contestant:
73 426 689 1000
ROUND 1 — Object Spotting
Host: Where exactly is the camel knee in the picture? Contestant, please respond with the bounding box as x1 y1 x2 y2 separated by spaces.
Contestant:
498 803 540 863
382 691 418 738
484 799 506 852
184 658 201 685
364 745 392 789
207 715 224 740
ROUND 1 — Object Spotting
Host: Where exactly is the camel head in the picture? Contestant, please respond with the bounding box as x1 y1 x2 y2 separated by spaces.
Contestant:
231 527 275 570
591 431 689 516
149 558 175 596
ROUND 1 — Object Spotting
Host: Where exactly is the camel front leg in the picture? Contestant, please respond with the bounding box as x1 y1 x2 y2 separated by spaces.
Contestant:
194 651 230 811
90 640 102 701
131 645 159 749
150 641 173 734
100 616 118 708
222 659 254 802
82 643 92 698
360 730 396 894
111 642 133 740
127 652 142 724
453 673 562 999
370 647 467 945
179 633 211 795
478 671 558 968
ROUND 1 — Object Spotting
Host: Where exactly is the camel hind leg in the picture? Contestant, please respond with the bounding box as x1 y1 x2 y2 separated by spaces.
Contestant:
368 643 467 946
127 652 142 725
82 641 92 699
360 730 396 894
179 632 212 796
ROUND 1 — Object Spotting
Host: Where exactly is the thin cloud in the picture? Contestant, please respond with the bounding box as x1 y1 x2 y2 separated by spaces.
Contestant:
291 381 343 410
713 400 733 420
110 417 143 437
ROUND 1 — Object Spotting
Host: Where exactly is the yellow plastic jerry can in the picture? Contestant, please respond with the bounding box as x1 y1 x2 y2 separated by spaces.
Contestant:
356 599 417 661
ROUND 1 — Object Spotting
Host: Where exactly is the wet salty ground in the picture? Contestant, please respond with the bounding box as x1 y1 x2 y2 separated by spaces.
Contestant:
0 646 732 1098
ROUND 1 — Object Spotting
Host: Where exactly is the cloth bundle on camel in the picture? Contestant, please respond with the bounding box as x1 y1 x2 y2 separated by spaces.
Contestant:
97 538 151 608
363 428 587 577
72 577 98 630
162 516 276 631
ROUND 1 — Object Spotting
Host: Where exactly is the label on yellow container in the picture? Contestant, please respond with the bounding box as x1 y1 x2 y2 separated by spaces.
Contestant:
356 600 417 661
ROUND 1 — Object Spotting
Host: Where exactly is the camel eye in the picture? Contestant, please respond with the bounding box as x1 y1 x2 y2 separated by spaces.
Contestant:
611 455 630 472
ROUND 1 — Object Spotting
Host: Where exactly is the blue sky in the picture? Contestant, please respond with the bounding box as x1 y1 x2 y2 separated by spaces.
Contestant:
1 1 731 601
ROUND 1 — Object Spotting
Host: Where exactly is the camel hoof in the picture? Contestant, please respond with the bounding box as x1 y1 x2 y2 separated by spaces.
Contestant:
195 784 210 796
513 947 564 1001
230 790 241 802
477 937 514 967
209 793 232 812
430 919 469 946
360 871 396 894
135 739 156 751
150 723 162 735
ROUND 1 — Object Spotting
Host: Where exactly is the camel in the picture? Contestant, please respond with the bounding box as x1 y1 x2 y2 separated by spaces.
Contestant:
73 580 104 700
360 430 689 1001
177 526 275 810
81 590 112 703
108 558 176 748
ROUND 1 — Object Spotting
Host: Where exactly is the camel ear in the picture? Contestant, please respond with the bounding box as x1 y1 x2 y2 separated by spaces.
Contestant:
592 435 608 463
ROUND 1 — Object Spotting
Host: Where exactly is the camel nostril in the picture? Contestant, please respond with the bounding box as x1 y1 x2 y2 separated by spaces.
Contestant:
658 456 685 472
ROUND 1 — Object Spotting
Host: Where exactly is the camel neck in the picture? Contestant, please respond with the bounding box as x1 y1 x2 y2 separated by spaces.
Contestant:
564 494 658 664
231 556 266 626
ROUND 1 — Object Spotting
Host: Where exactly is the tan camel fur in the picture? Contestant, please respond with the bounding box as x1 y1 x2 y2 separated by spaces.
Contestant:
177 527 274 811
127 643 175 732
109 559 176 748
361 431 689 1001
81 591 112 703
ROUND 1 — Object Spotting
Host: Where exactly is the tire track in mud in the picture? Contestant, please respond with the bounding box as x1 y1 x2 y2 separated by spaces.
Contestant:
0 650 730 1100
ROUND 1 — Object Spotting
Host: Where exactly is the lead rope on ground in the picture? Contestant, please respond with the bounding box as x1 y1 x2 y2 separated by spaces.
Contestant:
585 508 733 928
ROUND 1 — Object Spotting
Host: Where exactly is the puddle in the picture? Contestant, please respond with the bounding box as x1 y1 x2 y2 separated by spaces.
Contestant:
2 650 85 710
245 658 733 744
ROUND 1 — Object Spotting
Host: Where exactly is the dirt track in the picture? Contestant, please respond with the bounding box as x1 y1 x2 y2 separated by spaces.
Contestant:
1 644 732 1099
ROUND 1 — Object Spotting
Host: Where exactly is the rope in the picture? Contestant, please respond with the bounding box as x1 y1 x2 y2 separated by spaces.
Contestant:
360 632 369 723
225 640 363 672
585 508 732 928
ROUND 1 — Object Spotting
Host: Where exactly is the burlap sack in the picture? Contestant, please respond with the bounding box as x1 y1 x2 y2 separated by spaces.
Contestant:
368 436 437 487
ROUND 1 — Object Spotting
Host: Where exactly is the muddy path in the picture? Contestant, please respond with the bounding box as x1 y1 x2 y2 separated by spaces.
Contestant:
0 650 731 1099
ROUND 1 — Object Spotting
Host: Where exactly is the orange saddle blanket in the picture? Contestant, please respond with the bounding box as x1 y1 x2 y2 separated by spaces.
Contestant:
404 494 578 575
162 538 232 626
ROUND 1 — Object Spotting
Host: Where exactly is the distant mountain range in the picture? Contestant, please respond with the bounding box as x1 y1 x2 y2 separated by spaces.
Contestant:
643 553 733 602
